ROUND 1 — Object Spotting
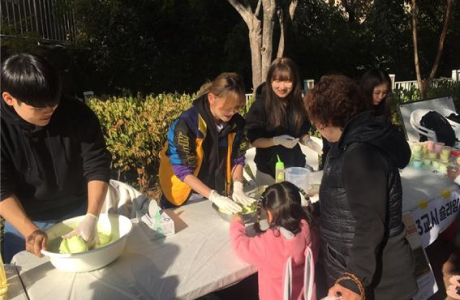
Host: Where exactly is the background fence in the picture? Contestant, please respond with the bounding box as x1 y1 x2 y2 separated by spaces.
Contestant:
1 0 77 42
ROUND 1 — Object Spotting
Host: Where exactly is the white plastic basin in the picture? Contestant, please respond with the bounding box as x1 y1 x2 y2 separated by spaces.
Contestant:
41 213 133 273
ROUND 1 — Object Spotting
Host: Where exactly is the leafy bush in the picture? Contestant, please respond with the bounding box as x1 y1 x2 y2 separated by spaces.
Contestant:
88 93 193 191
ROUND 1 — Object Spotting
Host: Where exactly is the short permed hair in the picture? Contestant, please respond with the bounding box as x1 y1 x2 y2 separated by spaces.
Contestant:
304 74 370 129
1 53 62 107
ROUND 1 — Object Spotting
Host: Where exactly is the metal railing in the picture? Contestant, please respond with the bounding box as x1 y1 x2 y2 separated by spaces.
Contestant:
302 69 460 92
1 0 77 42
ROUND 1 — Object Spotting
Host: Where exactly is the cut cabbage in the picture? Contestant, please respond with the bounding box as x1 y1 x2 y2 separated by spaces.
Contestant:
59 236 89 254
218 202 257 215
59 232 113 253
95 233 113 248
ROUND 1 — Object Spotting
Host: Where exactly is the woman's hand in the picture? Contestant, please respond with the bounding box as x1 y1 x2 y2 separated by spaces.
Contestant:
328 284 361 300
273 135 299 149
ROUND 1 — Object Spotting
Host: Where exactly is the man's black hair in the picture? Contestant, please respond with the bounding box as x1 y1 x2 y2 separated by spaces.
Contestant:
1 53 62 107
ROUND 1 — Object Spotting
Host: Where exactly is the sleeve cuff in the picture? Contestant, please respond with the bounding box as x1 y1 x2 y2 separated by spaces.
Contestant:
455 175 460 186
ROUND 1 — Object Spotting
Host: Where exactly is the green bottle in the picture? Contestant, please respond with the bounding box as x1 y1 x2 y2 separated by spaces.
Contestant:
275 155 285 183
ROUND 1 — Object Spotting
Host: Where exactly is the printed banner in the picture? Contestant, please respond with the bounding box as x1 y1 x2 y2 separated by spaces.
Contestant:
407 189 460 248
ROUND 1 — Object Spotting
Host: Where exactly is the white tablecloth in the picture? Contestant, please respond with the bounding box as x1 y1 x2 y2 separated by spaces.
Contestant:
11 201 259 300
9 167 460 300
309 167 460 248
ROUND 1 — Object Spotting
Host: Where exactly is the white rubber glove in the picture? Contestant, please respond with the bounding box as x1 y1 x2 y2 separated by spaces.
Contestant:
209 190 242 214
62 213 99 246
273 135 299 149
302 136 323 154
232 181 257 206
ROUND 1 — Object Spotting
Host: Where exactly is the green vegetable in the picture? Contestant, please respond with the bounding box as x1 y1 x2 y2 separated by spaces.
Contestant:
95 233 113 248
218 203 257 215
59 236 89 254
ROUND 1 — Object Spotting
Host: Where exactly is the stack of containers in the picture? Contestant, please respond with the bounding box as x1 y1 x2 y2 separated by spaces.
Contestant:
410 141 458 174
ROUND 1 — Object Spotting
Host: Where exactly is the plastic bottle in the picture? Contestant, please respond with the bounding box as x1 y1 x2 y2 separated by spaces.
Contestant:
0 255 8 296
275 155 285 183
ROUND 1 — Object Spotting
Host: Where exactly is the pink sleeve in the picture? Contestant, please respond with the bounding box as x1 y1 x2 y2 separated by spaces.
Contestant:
229 220 267 267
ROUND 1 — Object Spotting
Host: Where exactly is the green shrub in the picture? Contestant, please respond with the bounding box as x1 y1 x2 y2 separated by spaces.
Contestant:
88 93 193 191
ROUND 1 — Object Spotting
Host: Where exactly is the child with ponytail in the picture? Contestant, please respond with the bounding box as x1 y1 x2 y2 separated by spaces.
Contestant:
230 182 319 300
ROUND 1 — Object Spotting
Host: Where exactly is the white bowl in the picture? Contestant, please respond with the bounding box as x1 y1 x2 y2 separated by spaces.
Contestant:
41 214 133 272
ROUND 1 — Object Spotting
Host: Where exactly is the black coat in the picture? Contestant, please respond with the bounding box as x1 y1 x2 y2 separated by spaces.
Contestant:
1 96 111 220
319 111 417 300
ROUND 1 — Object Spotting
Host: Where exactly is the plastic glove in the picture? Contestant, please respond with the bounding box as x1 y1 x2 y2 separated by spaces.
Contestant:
301 136 323 154
209 190 243 214
62 213 99 246
273 135 299 149
232 181 257 206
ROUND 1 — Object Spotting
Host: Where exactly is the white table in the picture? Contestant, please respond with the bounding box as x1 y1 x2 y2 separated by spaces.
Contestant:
3 264 28 300
9 167 459 299
309 166 460 248
400 166 460 247
11 201 259 300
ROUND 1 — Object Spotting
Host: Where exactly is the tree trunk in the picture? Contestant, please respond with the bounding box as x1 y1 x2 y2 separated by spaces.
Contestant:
261 0 276 81
410 0 425 98
341 0 356 24
276 0 298 58
411 0 455 99
226 0 299 91
276 7 285 58
226 0 263 90
427 0 455 88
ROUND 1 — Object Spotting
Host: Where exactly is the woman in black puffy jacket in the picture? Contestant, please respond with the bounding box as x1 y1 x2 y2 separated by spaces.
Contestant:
304 74 417 300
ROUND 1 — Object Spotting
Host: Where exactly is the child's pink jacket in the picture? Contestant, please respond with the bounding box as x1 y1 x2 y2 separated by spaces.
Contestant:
230 219 319 300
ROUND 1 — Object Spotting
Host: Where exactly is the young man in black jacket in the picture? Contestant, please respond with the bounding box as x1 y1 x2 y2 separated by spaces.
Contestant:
0 53 111 262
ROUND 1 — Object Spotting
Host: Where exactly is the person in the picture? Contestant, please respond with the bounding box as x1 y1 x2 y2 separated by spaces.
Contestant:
230 181 319 300
159 72 255 213
304 74 417 300
444 167 460 300
321 69 392 170
360 68 392 119
245 57 320 186
0 53 111 262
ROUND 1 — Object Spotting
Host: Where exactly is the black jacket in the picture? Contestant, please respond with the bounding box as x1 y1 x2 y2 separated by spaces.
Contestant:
245 83 310 177
1 96 111 220
319 111 417 300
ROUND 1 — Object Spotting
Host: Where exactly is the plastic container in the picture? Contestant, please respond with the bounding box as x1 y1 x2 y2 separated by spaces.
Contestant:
451 150 460 164
434 142 445 153
442 146 452 156
412 143 423 152
412 151 422 159
285 167 310 194
428 151 438 160
426 140 435 151
275 155 285 183
0 255 7 296
412 159 423 168
41 214 133 273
